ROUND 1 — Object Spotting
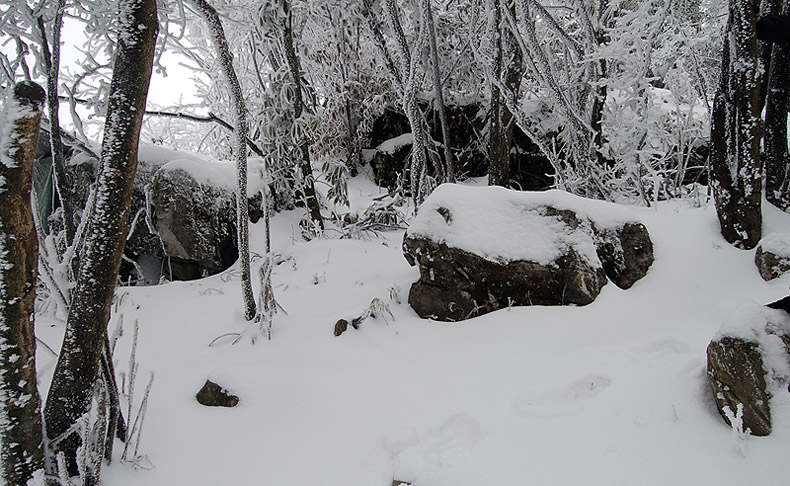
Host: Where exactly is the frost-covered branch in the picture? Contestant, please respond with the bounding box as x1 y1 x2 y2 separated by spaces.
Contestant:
189 0 258 321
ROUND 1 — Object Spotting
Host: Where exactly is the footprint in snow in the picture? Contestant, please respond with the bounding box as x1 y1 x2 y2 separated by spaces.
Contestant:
386 415 482 481
513 374 612 418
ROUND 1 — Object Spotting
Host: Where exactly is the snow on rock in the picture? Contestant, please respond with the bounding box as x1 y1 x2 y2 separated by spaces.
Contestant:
403 184 653 321
371 134 414 191
707 300 790 436
376 133 414 154
49 143 267 283
755 233 790 281
407 184 644 264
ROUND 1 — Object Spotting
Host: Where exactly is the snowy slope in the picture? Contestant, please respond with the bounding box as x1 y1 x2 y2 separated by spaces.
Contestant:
34 178 790 486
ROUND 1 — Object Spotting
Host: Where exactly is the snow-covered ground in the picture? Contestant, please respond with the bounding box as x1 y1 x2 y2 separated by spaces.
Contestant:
35 176 790 485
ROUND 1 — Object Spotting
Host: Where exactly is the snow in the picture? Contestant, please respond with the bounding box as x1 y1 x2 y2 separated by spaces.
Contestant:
407 184 642 265
32 178 790 486
158 158 235 190
759 232 790 259
376 133 414 154
129 144 267 197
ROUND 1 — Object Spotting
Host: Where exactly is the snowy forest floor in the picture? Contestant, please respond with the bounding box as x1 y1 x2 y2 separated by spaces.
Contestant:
36 176 790 486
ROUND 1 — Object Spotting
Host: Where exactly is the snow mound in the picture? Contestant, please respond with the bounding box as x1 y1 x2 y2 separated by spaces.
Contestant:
159 158 235 191
377 133 413 154
759 233 790 260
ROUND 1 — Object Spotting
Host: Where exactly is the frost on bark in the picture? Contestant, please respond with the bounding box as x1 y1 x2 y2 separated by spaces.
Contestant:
360 0 431 197
38 0 77 251
43 0 158 473
384 0 431 204
422 0 456 183
191 0 257 320
0 81 46 486
763 2 790 210
282 0 324 231
710 0 762 249
488 0 522 187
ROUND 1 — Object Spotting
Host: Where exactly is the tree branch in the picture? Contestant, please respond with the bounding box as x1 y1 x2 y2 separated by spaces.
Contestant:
56 95 265 157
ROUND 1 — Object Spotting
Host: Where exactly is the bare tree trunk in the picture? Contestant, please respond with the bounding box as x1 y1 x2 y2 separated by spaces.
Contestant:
282 0 324 231
43 0 158 473
710 0 763 249
764 1 790 210
191 0 257 320
422 0 456 183
488 0 522 187
0 81 46 486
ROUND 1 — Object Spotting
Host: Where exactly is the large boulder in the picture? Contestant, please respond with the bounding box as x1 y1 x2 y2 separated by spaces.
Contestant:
403 185 653 321
755 233 790 281
146 161 239 281
706 301 790 436
49 144 266 283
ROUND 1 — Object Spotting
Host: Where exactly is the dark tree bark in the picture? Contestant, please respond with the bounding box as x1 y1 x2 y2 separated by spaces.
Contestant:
764 2 790 210
43 0 158 473
757 0 784 110
282 0 324 231
488 0 522 187
0 81 46 486
710 0 763 249
191 0 257 320
590 0 612 167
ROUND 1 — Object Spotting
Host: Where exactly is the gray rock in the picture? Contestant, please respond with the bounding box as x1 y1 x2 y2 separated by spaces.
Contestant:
196 379 239 408
594 222 654 289
406 240 607 321
45 145 270 283
370 137 412 191
147 166 237 280
403 213 609 321
706 302 790 436
334 319 349 337
707 337 773 436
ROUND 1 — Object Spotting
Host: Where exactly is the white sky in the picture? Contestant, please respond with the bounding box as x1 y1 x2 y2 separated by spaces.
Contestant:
59 17 202 107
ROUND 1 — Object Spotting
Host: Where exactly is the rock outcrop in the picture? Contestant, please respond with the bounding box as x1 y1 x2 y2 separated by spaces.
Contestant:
46 144 267 284
706 301 790 436
403 185 653 321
